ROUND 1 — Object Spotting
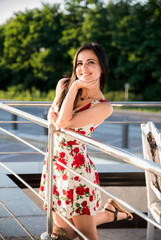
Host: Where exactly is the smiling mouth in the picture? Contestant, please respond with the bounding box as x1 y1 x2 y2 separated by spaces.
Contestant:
81 73 91 78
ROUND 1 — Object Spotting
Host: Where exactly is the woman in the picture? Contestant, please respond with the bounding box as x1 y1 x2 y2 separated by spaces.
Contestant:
40 43 133 240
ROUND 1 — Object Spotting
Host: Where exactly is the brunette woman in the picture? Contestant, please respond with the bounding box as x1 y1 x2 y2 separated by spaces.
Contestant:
40 43 133 240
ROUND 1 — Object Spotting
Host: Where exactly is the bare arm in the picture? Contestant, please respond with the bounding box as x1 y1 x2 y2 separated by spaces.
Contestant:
56 80 113 129
47 79 64 127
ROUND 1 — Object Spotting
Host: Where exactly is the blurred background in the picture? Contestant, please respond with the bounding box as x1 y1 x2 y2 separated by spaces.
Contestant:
0 0 160 102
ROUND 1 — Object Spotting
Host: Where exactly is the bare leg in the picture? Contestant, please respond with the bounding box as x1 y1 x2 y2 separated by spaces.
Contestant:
94 201 127 226
52 212 77 239
72 215 98 240
52 200 132 239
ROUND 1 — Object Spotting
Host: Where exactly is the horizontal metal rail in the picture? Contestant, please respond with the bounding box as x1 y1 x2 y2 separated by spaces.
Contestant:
0 121 33 123
0 102 48 128
0 127 46 157
1 120 161 124
61 129 161 177
0 201 35 240
0 161 45 203
0 152 42 154
1 100 161 107
104 121 161 124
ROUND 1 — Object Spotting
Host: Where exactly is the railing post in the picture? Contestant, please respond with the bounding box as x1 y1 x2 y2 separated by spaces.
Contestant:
122 122 129 148
12 114 17 130
44 110 48 135
41 124 54 240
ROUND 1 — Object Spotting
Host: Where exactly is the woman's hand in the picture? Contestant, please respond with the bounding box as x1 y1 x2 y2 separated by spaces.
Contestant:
74 77 100 90
48 110 60 130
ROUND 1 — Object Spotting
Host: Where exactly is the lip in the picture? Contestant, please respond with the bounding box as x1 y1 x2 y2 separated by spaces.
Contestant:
81 73 91 78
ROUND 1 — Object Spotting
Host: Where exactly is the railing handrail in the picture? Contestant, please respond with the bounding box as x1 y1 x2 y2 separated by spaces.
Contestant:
0 201 35 239
1 101 161 239
0 102 48 128
1 102 161 177
61 129 161 177
1 100 161 107
1 124 161 236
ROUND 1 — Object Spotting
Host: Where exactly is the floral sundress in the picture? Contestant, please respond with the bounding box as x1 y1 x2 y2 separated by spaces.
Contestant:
39 99 108 218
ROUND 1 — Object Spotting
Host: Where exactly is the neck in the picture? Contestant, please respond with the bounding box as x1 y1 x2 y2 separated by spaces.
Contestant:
80 87 102 101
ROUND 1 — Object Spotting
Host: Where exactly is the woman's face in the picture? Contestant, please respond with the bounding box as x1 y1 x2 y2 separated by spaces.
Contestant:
76 50 102 82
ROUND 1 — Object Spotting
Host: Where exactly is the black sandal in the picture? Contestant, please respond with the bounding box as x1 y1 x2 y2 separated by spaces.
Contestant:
104 198 133 222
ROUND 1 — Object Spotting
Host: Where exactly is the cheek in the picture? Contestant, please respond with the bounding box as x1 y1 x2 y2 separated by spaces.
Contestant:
76 67 81 77
97 66 102 76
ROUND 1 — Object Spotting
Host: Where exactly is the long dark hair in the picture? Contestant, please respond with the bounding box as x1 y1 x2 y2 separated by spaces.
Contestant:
56 43 108 111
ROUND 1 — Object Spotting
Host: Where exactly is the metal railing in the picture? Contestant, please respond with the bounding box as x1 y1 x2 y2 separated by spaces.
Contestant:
0 101 161 239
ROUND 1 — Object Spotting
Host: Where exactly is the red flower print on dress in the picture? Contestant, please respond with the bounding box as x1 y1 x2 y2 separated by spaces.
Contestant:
96 201 99 208
94 172 99 184
72 153 85 168
62 174 68 180
85 187 90 194
53 185 56 194
77 129 86 135
100 99 108 102
89 159 94 166
90 127 95 132
65 200 70 205
60 152 65 158
55 158 67 171
40 186 44 192
73 147 79 153
66 189 73 202
76 186 85 195
81 201 87 207
74 176 79 181
60 142 67 146
62 189 66 195
82 206 90 215
77 103 92 112
76 209 80 214
58 200 61 206
70 150 73 156
53 186 59 196
89 196 93 202
43 174 46 179
67 140 78 147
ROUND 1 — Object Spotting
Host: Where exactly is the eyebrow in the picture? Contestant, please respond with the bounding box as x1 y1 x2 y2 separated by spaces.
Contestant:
77 58 96 62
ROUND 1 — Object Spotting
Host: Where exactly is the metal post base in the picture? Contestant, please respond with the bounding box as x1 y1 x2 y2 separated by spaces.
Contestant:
40 232 52 240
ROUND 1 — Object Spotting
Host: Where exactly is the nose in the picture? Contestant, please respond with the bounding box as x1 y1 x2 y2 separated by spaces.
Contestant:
82 62 88 69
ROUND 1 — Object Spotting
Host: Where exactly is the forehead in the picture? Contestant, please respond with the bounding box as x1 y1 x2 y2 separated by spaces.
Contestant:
77 49 98 61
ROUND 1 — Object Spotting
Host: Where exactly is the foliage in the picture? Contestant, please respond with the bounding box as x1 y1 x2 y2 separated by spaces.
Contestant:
0 0 161 100
0 85 56 101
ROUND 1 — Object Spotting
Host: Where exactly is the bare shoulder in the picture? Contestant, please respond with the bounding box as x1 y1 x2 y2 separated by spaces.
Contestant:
58 78 70 88
92 100 113 120
101 100 113 110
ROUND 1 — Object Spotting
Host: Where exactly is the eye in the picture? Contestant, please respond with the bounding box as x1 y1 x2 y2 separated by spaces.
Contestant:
88 61 95 64
77 62 82 66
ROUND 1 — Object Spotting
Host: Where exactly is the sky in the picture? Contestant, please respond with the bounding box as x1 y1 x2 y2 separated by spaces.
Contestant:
0 0 64 25
0 0 147 25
